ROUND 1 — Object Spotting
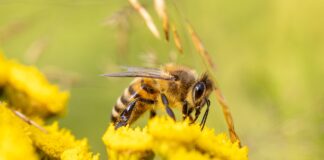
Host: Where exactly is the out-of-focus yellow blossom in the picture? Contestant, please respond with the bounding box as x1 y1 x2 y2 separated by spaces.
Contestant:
103 117 248 160
0 102 99 160
29 122 99 160
0 52 98 159
0 53 9 86
0 103 38 160
0 52 69 118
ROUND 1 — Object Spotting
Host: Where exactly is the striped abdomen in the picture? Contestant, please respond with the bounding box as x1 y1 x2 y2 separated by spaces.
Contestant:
111 78 160 124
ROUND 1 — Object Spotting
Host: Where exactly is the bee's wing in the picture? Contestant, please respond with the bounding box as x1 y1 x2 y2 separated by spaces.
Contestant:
120 66 160 72
102 66 175 80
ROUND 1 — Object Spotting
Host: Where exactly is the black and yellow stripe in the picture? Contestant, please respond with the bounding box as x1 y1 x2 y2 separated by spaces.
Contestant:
111 78 159 124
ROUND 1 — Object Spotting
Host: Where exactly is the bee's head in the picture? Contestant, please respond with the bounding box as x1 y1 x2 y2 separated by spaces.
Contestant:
189 73 214 107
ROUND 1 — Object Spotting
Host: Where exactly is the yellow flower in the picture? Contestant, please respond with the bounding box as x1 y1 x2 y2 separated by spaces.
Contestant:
29 122 99 160
0 53 9 86
103 117 249 160
0 52 69 118
0 102 99 160
103 125 154 160
0 102 38 160
61 146 100 160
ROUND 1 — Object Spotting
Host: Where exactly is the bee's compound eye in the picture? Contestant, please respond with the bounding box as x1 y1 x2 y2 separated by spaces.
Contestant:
193 82 206 101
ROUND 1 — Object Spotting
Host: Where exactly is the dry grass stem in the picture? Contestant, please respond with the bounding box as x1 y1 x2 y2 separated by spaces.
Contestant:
162 15 169 41
24 38 48 64
140 51 159 67
0 20 30 44
215 89 241 147
185 22 241 146
168 50 178 62
10 109 48 133
42 66 81 88
104 7 132 60
172 25 183 53
103 7 132 27
187 23 215 69
154 0 169 41
129 0 160 39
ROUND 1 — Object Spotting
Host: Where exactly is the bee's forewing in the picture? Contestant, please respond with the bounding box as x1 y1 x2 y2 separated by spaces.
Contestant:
102 67 175 80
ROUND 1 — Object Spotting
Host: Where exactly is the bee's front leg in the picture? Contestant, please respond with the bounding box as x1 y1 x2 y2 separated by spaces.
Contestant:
161 94 176 121
190 107 201 124
182 101 194 121
182 101 188 120
115 100 138 129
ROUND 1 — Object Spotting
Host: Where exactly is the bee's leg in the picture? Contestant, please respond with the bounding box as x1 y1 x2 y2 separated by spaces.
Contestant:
182 101 194 121
188 108 194 121
149 109 157 118
115 100 137 129
200 99 210 130
161 94 176 120
190 107 201 124
182 101 188 120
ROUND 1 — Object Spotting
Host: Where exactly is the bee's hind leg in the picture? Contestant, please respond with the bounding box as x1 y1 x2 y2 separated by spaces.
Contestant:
161 94 176 121
115 100 137 129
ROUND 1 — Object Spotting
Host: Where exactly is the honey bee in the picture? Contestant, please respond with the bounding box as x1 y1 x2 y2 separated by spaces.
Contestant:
103 64 214 129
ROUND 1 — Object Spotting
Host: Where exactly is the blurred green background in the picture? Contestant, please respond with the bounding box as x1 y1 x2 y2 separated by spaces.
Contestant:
1 0 323 159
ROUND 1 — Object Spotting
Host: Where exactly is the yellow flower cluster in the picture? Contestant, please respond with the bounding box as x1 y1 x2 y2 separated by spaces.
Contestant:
0 52 69 118
0 52 99 159
103 117 249 160
103 125 154 160
30 122 99 160
0 103 38 160
0 102 99 160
